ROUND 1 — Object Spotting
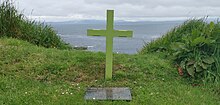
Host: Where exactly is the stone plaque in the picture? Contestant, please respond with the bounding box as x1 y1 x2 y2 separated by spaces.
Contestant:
84 87 132 100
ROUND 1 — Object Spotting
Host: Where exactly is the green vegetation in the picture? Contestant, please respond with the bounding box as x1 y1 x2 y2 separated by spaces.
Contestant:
0 38 220 104
0 0 220 104
140 19 220 83
0 0 70 49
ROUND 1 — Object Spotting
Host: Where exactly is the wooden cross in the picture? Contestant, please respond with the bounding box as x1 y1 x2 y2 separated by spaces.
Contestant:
87 10 133 80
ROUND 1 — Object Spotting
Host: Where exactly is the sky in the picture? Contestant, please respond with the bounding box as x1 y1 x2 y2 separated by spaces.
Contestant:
8 0 220 22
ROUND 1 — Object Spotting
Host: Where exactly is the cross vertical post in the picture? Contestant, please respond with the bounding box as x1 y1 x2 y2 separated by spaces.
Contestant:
106 10 114 79
87 10 133 80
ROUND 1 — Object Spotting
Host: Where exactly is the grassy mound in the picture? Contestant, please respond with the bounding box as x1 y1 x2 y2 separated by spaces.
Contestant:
0 0 70 49
0 38 220 104
140 19 220 83
0 0 219 104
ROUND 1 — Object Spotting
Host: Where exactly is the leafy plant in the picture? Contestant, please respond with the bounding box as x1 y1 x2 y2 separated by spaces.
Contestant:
141 19 220 83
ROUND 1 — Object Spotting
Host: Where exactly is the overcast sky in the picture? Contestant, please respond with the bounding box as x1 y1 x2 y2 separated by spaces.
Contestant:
11 0 220 22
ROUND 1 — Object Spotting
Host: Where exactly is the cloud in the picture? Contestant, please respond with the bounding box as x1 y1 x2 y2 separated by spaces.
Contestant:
14 0 220 21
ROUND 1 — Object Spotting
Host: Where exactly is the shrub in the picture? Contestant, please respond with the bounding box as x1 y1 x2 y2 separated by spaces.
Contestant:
0 0 71 49
140 19 220 83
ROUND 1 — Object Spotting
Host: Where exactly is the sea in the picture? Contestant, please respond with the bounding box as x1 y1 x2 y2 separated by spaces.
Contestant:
49 20 184 54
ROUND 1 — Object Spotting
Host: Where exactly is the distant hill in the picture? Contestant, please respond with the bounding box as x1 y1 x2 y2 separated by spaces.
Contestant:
47 19 185 25
45 16 219 25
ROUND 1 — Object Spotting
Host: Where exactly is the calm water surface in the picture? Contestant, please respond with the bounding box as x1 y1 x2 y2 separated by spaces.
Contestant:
50 21 183 54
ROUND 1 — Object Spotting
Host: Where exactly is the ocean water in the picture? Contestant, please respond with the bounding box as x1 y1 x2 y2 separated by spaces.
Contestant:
50 21 183 54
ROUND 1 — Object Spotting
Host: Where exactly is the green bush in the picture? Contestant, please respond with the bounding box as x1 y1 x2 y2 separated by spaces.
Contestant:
0 0 71 49
140 19 220 83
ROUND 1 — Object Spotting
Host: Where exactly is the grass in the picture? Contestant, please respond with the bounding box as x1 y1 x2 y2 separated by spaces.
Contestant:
0 38 220 105
0 0 71 49
1 0 219 104
140 19 220 83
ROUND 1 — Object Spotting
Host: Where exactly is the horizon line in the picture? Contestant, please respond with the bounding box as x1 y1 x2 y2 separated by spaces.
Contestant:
27 16 219 22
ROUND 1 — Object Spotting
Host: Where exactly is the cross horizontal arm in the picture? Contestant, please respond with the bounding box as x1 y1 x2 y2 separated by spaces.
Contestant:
114 30 133 37
87 29 107 36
